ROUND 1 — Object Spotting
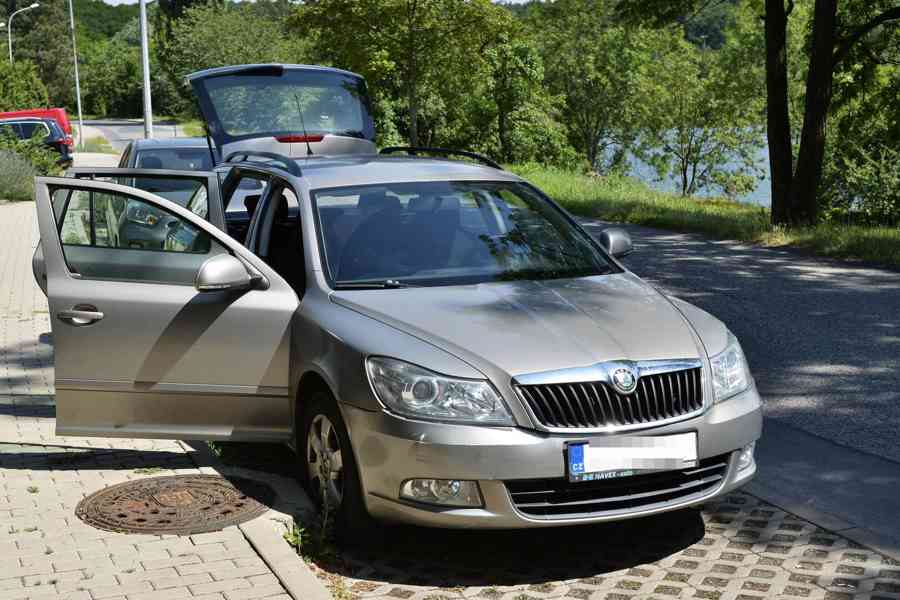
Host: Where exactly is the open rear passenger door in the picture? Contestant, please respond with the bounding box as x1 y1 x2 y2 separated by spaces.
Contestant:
35 176 298 441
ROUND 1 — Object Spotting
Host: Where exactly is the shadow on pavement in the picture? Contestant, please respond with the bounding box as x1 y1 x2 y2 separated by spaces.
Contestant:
0 443 195 472
327 509 705 587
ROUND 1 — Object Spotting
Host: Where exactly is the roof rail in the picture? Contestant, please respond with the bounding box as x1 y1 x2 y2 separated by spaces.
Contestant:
379 146 502 170
222 151 303 177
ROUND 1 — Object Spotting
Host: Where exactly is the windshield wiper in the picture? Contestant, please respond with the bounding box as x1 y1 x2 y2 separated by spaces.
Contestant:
333 279 418 290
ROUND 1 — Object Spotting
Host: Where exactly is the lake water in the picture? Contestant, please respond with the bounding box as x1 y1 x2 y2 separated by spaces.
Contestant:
618 145 773 207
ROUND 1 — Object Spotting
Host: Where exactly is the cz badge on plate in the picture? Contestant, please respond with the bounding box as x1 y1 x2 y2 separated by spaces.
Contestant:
566 432 698 482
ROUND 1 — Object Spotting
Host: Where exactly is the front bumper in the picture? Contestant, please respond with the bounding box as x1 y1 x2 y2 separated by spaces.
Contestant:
342 386 762 528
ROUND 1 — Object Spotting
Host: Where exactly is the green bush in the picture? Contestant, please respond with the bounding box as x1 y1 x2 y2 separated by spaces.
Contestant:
823 145 900 226
0 132 62 202
0 151 38 202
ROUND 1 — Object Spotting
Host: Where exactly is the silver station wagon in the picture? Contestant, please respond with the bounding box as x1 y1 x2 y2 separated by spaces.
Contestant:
34 65 761 533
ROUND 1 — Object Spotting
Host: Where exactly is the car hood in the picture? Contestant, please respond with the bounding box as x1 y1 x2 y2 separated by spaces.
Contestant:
331 273 703 378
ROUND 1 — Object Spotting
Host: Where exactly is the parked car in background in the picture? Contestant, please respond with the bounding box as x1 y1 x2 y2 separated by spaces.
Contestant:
0 117 73 167
0 108 74 148
116 136 273 241
118 137 214 171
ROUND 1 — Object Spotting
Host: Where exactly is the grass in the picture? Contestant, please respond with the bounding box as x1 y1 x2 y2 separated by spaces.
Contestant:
510 163 900 268
179 119 206 138
79 136 117 154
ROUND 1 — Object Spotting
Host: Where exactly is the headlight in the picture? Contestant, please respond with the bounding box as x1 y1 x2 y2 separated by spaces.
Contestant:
366 357 514 425
709 332 751 402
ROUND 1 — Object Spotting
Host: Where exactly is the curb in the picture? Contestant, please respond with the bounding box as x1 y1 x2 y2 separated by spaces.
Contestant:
181 440 333 600
745 480 900 562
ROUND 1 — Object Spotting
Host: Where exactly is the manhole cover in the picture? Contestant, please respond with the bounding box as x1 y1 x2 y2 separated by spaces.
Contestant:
75 474 274 535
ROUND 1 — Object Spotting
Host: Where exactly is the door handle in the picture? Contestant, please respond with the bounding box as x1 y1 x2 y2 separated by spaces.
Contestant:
57 304 104 327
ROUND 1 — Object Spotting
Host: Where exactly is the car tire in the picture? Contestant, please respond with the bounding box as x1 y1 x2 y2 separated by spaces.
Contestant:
298 387 377 542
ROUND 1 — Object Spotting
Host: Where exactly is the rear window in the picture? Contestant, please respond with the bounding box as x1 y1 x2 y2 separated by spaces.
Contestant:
203 70 374 141
136 148 213 171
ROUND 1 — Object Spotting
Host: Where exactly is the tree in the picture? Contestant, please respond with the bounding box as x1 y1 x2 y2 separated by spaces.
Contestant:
486 32 545 163
0 60 49 109
292 0 506 146
638 31 765 196
161 2 309 114
12 0 75 108
531 0 647 171
615 0 900 224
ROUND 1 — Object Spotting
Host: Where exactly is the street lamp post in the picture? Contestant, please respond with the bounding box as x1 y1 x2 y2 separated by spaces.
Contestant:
8 3 40 63
66 0 84 150
138 0 153 138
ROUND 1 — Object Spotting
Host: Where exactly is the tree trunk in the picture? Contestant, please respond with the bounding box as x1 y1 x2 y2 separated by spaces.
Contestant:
789 0 837 224
406 1 419 146
765 0 794 225
408 82 418 146
498 108 510 163
585 130 597 171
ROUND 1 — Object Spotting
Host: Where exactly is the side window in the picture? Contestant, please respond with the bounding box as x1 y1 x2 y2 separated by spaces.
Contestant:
55 187 225 284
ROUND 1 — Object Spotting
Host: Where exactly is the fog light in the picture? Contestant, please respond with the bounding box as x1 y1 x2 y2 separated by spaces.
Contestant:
400 479 483 507
738 442 756 471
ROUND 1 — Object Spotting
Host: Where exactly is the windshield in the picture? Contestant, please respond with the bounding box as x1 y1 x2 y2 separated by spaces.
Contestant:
203 71 373 140
314 181 617 288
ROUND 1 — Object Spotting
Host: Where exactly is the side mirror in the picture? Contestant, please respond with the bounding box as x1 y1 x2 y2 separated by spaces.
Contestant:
195 254 252 292
599 227 634 258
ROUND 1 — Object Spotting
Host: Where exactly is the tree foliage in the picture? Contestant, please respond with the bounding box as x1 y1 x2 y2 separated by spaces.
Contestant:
637 30 765 196
160 2 309 115
614 0 900 224
0 60 49 110
11 0 75 108
530 1 648 171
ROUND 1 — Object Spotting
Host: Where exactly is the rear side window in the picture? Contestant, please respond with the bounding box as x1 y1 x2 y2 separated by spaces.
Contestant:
55 188 226 285
18 122 50 139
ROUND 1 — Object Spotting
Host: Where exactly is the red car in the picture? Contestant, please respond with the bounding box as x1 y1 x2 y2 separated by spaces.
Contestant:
0 108 73 147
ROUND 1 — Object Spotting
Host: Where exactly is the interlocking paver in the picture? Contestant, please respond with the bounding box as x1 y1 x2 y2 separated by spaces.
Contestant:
0 203 290 600
295 493 900 600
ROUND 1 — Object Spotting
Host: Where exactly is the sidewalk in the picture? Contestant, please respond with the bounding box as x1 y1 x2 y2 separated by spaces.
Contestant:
0 202 309 600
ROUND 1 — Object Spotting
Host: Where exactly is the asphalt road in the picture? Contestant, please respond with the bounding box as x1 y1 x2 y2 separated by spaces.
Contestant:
580 219 900 464
83 119 189 152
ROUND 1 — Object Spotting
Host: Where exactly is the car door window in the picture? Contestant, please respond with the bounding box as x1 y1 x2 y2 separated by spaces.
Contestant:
19 122 50 139
56 188 226 284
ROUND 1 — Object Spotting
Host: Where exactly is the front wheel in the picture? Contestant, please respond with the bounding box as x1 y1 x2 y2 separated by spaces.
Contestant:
299 389 375 540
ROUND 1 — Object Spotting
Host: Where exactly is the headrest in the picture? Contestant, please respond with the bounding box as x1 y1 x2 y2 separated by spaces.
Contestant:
437 196 461 211
139 156 164 169
408 196 440 212
359 190 400 213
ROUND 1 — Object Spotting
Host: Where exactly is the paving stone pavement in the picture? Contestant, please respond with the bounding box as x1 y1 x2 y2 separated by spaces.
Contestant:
0 202 300 599
310 495 900 600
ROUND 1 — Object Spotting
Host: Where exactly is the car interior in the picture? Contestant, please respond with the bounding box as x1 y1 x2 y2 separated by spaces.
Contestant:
257 186 305 294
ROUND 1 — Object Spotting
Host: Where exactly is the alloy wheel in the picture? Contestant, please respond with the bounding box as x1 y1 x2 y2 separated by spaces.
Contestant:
306 414 344 509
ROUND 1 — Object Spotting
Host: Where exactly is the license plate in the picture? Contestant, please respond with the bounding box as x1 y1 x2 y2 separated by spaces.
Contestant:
566 432 698 482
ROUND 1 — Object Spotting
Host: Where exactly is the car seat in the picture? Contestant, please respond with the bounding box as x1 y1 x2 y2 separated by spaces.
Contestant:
336 194 403 280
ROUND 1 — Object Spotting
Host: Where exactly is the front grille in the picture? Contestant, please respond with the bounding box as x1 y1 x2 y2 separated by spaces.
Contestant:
516 367 703 430
506 453 730 519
